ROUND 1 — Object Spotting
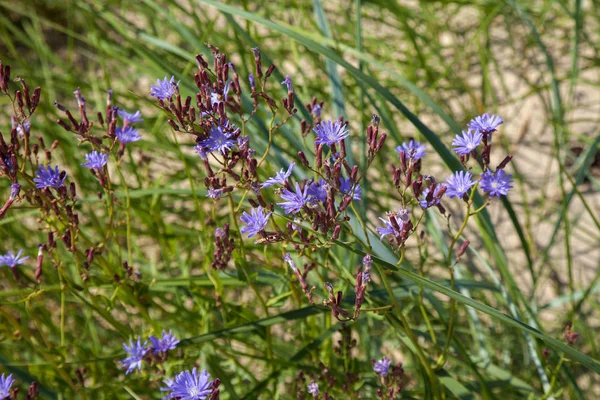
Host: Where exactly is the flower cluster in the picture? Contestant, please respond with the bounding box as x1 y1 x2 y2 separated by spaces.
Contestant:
372 356 405 399
120 331 179 373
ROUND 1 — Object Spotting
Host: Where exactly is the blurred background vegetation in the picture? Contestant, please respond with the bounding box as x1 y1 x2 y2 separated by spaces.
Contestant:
0 0 599 398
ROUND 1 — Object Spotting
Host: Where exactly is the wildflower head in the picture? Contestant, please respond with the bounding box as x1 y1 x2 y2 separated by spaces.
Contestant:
452 129 483 156
161 368 213 400
0 373 14 399
418 185 445 209
395 139 427 162
117 109 143 125
307 380 319 395
149 330 179 354
281 75 293 93
199 124 237 155
150 76 177 100
313 120 349 146
283 253 298 271
373 356 392 377
33 165 66 189
210 81 230 107
376 216 403 241
261 163 295 188
480 169 513 197
445 171 476 199
0 249 29 268
9 183 20 200
116 126 142 144
81 151 108 170
121 336 149 374
278 182 309 214
467 113 503 135
339 177 362 201
206 188 224 199
240 207 271 238
307 179 329 203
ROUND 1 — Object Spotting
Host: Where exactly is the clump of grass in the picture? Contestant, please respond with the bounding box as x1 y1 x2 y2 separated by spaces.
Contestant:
0 1 598 399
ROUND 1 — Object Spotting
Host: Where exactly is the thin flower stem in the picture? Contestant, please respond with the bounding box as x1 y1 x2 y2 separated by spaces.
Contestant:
114 159 133 266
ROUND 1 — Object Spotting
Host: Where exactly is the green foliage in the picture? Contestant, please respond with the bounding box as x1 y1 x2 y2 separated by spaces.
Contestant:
0 0 599 398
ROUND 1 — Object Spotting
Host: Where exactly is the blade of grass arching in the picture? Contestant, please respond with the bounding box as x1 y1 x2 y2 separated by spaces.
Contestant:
330 240 600 374
355 0 368 216
504 0 573 308
534 135 600 285
469 246 552 395
312 0 348 123
569 0 583 101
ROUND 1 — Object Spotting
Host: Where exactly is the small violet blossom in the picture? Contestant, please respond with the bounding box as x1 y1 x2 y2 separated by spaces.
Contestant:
116 126 141 144
480 169 513 197
373 356 392 377
281 75 293 93
198 124 237 155
150 76 177 100
418 185 444 209
240 207 271 238
467 113 503 135
278 182 309 214
81 151 108 170
307 179 329 203
33 165 66 189
395 140 427 162
206 188 224 199
161 368 213 400
452 129 483 156
118 109 143 125
339 177 362 201
313 120 349 146
0 250 28 268
307 381 319 395
149 330 179 354
261 163 295 188
210 81 230 107
121 337 149 374
445 171 476 199
0 373 14 400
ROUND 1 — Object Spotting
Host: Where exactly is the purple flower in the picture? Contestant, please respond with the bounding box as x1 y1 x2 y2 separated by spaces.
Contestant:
307 381 319 395
339 177 361 201
150 76 177 100
452 129 483 156
206 188 224 199
373 356 392 377
0 373 14 399
81 151 108 169
116 126 141 144
9 183 20 200
395 140 427 161
33 165 66 189
261 163 295 188
278 182 309 214
283 253 298 271
313 120 349 146
480 169 513 197
0 250 29 268
210 82 230 107
248 74 256 90
419 185 444 209
467 113 503 134
161 368 213 400
240 207 271 238
281 75 293 93
121 337 149 374
445 171 476 198
11 116 30 137
311 104 322 118
198 124 236 155
307 179 329 203
149 330 179 354
376 216 403 241
118 109 143 125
